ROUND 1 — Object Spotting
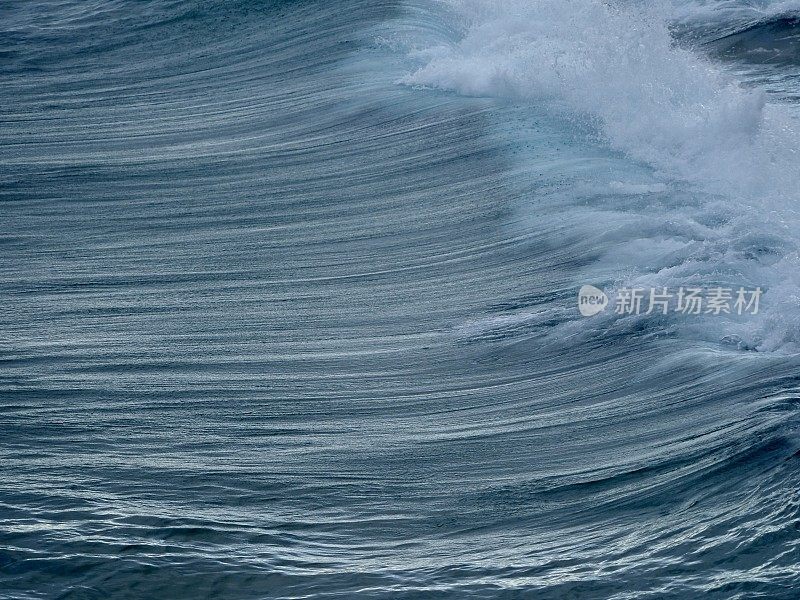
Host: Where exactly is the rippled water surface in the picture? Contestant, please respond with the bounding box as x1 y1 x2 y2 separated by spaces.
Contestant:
1 1 799 598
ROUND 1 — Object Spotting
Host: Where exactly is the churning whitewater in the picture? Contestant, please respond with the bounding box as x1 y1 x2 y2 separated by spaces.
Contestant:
1 1 799 599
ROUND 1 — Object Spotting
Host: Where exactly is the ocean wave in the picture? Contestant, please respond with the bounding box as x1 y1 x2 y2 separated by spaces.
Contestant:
400 0 800 352
1 1 799 598
670 0 800 64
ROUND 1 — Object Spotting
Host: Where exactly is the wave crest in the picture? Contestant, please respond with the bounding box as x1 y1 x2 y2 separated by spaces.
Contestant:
400 0 800 352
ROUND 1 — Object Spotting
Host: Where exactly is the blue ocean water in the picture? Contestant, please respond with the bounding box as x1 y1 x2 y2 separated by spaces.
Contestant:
1 0 799 598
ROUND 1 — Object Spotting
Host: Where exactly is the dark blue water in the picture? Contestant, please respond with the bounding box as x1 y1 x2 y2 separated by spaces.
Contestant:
1 1 799 598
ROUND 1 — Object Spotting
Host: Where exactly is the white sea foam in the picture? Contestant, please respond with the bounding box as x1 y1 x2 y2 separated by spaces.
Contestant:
402 0 800 351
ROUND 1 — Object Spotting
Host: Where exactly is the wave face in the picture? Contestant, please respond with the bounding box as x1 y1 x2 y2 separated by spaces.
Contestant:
1 1 799 599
